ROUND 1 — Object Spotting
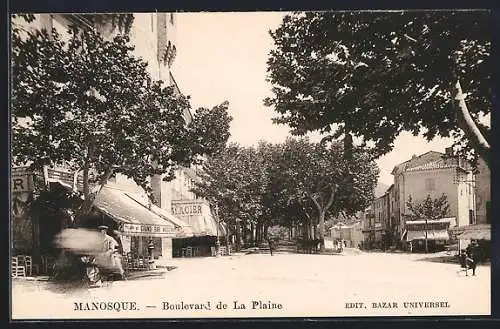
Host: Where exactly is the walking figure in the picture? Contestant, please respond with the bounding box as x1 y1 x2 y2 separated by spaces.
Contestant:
267 237 274 256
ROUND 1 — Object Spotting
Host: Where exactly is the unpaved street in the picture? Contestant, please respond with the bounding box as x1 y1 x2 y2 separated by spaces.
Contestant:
11 251 490 319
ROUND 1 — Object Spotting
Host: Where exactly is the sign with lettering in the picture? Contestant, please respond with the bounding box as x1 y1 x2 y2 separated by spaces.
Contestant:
11 175 33 193
121 223 176 237
171 203 203 216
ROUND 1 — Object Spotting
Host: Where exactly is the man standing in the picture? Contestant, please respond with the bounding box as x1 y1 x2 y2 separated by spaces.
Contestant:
466 241 479 276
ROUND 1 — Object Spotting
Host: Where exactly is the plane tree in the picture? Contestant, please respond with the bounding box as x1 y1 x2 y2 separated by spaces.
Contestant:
266 11 491 166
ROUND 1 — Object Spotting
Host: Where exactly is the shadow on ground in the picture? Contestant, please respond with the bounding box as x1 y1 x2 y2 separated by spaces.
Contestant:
416 254 459 264
33 267 177 296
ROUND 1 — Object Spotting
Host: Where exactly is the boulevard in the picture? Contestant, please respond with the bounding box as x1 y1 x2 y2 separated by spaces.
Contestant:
11 251 491 319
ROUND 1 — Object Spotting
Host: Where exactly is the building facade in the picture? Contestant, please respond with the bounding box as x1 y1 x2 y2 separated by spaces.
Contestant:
362 148 481 252
474 157 490 224
11 13 206 265
391 149 476 250
391 151 445 240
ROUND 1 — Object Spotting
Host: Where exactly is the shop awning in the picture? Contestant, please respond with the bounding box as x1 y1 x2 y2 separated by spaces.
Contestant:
125 193 195 237
449 224 491 241
407 229 449 241
405 217 457 227
94 186 178 238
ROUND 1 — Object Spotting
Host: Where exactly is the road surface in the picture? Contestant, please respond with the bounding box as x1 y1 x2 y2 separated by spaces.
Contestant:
11 251 490 319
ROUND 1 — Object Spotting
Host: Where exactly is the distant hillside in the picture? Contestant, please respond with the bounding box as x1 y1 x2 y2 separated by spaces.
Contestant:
374 182 390 198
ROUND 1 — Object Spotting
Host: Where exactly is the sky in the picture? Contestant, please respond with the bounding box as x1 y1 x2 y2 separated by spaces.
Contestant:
172 12 455 186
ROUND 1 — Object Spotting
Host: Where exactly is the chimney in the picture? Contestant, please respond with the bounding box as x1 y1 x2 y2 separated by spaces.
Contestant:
412 154 417 159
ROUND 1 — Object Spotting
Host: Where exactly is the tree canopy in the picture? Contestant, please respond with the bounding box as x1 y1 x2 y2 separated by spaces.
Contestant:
11 18 232 215
192 138 379 250
266 11 491 166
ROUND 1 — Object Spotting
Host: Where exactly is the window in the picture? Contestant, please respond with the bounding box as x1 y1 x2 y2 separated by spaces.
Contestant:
425 178 435 191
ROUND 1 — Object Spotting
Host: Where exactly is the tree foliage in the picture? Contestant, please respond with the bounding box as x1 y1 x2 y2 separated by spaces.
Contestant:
192 143 270 249
193 138 379 250
11 19 231 215
278 138 378 249
406 194 450 220
266 11 491 165
79 14 135 35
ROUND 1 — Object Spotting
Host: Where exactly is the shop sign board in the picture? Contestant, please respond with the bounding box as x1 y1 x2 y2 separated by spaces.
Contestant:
171 203 203 216
12 170 33 193
121 223 176 236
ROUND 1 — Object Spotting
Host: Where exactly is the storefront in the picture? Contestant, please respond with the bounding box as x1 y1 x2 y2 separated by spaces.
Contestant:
171 199 226 257
403 218 456 252
11 167 36 254
449 224 491 260
93 185 188 261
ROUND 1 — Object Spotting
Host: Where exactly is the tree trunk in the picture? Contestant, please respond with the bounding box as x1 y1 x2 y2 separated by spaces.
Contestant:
235 220 241 251
454 80 490 167
318 211 326 252
251 222 255 245
75 167 113 225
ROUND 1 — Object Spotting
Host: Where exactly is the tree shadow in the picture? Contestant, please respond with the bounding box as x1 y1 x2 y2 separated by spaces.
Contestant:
44 279 94 296
415 254 459 264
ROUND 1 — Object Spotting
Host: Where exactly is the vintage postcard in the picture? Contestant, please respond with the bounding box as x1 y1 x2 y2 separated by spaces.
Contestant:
10 10 492 320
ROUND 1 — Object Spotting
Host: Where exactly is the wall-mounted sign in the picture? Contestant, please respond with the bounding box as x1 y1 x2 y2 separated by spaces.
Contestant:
121 223 176 237
171 203 203 216
12 174 33 193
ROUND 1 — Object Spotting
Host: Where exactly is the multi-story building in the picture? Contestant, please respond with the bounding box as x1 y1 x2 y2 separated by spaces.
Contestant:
392 149 476 251
474 157 490 225
11 13 213 265
362 148 480 252
391 151 445 240
361 191 391 250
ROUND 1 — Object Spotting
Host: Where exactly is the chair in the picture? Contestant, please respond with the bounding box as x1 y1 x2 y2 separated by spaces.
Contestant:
185 246 193 257
138 256 145 269
18 255 33 276
12 257 26 278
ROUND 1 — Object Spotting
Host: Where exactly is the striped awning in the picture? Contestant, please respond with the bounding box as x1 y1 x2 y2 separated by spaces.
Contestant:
94 186 178 238
449 224 491 241
407 229 449 241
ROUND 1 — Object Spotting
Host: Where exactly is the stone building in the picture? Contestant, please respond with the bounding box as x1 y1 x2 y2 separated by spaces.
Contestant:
11 13 218 266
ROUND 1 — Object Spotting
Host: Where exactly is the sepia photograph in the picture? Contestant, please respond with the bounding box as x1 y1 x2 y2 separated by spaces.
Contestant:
9 9 492 320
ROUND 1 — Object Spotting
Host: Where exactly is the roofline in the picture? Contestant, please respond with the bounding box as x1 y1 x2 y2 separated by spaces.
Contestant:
391 150 445 175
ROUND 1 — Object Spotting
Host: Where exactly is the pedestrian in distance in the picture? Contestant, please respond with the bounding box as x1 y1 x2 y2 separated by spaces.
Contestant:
267 237 274 256
148 239 155 260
